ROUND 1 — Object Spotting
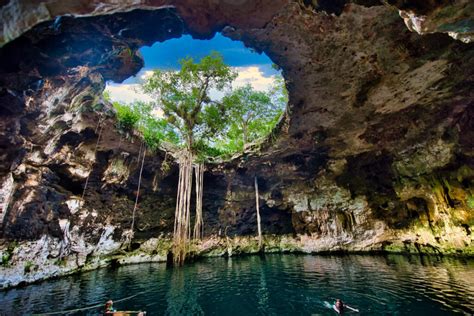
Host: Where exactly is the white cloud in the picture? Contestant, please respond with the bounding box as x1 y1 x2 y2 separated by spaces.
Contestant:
210 66 277 100
138 70 155 81
106 65 278 104
232 66 276 91
104 83 154 104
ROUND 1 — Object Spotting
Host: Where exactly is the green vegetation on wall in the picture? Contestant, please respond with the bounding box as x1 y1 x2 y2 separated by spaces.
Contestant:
112 101 179 151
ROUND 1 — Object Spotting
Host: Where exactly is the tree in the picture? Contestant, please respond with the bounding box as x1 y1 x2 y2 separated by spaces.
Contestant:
115 52 288 264
268 76 289 113
142 52 237 265
142 51 237 151
220 81 285 152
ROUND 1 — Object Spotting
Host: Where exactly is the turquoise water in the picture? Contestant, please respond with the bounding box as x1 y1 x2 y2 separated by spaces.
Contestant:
1 254 473 315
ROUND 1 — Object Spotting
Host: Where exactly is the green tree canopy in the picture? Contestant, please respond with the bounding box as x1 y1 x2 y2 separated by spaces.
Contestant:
142 51 237 152
111 52 288 159
218 79 286 153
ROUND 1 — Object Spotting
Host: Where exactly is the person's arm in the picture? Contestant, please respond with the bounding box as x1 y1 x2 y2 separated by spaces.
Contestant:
344 305 359 312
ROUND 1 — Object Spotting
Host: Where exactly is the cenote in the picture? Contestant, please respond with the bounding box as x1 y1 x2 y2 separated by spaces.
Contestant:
1 1 474 315
1 254 473 315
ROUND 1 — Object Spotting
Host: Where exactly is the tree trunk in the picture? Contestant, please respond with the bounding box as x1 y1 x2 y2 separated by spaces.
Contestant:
193 163 204 240
255 176 262 249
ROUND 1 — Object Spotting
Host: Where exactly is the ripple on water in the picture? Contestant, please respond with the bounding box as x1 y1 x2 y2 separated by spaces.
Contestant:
0 254 473 315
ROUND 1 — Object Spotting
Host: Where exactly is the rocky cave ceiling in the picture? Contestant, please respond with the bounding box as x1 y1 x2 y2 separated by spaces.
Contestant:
0 0 473 176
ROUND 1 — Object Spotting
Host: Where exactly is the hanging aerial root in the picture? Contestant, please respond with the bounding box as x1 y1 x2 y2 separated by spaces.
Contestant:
193 163 204 240
172 150 193 265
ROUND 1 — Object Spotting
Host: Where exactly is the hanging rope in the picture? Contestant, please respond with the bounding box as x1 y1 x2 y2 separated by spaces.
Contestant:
131 142 146 234
255 176 262 249
193 163 204 240
94 114 102 133
122 141 144 248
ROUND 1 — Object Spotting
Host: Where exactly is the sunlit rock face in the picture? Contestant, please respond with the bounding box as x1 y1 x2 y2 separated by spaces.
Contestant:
0 1 473 288
387 0 474 43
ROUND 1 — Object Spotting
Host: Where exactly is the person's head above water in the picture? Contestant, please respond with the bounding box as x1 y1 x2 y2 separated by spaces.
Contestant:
105 300 114 310
335 299 344 310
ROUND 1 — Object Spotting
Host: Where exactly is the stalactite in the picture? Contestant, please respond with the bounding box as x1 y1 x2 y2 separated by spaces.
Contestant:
255 176 262 249
193 163 204 240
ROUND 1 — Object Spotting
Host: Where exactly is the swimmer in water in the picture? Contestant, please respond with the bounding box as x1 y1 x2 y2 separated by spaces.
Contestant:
333 299 359 314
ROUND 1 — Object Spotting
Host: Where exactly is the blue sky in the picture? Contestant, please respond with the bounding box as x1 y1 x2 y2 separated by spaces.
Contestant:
139 33 277 75
106 33 281 103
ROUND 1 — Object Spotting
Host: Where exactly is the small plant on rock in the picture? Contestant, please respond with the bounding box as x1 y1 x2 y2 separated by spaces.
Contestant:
113 101 140 132
1 241 18 266
24 260 35 274
1 252 11 266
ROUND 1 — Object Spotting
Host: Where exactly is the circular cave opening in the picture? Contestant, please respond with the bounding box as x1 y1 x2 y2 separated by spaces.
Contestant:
104 30 288 161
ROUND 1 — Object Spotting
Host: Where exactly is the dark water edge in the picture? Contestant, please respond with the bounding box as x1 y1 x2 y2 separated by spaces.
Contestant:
1 253 473 315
